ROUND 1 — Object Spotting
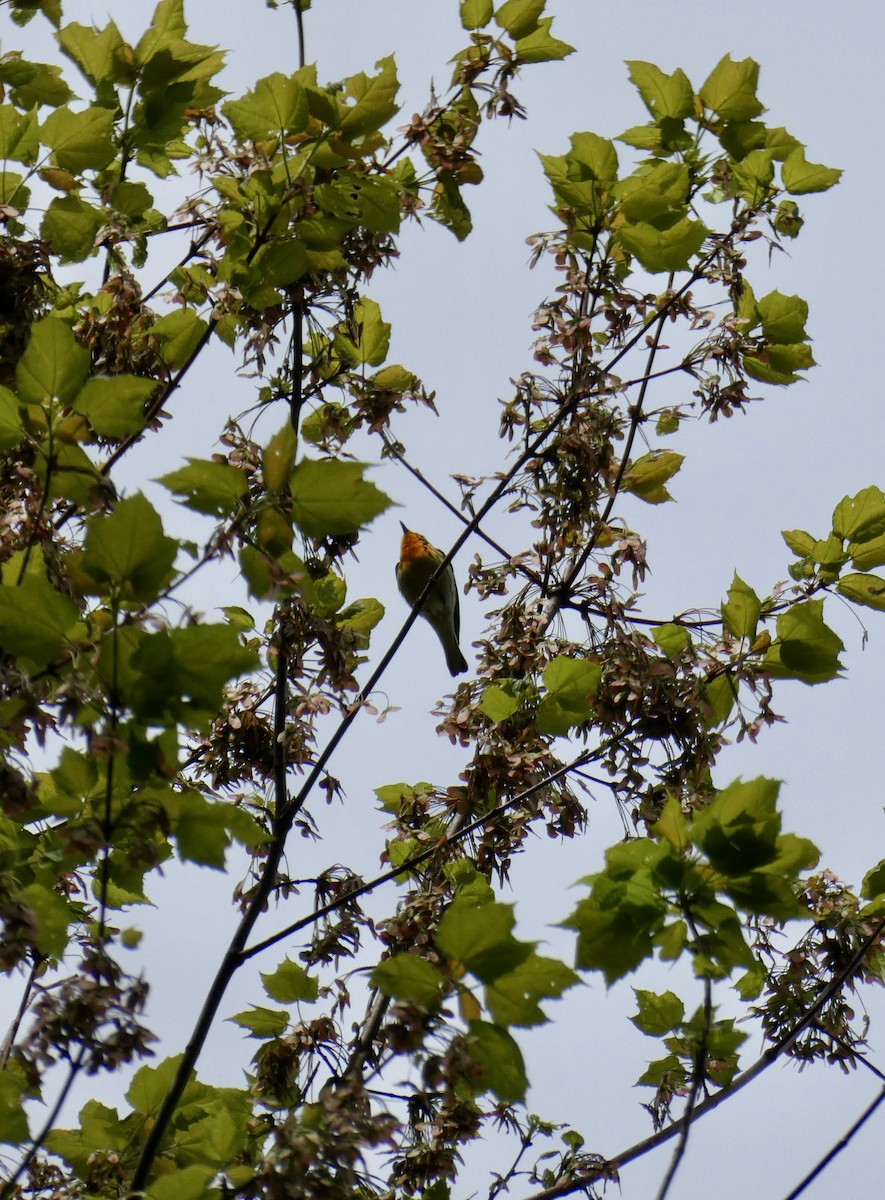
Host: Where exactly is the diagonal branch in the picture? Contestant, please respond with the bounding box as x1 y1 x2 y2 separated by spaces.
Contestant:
781 1086 885 1200
520 917 885 1200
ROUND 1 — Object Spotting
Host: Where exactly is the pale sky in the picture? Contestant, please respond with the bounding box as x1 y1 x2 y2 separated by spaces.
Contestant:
7 2 885 1197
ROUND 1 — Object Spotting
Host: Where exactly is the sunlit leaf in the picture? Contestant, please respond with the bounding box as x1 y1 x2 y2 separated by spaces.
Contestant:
290 459 392 536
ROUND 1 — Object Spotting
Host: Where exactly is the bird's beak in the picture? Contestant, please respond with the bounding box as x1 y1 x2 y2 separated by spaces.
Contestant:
399 521 409 534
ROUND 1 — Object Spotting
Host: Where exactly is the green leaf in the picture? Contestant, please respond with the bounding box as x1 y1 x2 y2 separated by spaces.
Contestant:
40 195 105 262
617 217 707 274
125 623 259 724
545 130 619 194
782 149 841 195
466 1021 527 1102
757 291 808 345
743 341 814 386
0 1071 29 1145
631 989 685 1036
0 169 29 209
833 487 885 543
836 573 885 612
437 896 533 983
72 374 157 437
621 450 684 503
763 599 843 684
485 953 579 1028
691 777 780 875
151 308 209 369
374 780 435 814
652 623 690 657
616 162 689 224
128 1054 184 1114
537 657 601 734
515 18 575 63
261 957 320 1004
702 673 735 729
46 1098 130 1171
0 103 39 163
80 494 178 601
0 386 24 452
0 57 73 108
699 55 764 121
460 0 493 28
338 597 384 641
108 180 153 218
41 106 116 172
782 528 816 557
337 55 399 140
289 459 392 537
334 297 390 366
479 682 521 723
229 1007 290 1038
430 175 473 241
722 573 761 639
262 420 298 496
224 72 309 141
565 841 670 984
805 535 849 580
135 0 187 56
34 440 102 506
16 317 90 405
849 533 885 573
862 860 885 900
239 546 307 600
20 881 70 958
626 61 694 120
719 120 767 160
158 458 249 517
147 1166 216 1200
174 791 231 868
0 574 80 668
251 238 308 287
730 148 774 204
765 126 803 161
495 0 544 38
637 1054 684 1089
57 19 131 85
371 953 445 1008
337 173 403 235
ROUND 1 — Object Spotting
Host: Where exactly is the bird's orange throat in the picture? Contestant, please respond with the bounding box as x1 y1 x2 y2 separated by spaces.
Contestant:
400 531 428 562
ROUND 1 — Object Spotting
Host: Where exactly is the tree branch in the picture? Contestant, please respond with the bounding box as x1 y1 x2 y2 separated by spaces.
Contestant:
521 917 885 1200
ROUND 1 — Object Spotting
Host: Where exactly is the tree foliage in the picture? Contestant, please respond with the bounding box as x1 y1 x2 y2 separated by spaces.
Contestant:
0 1 883 1198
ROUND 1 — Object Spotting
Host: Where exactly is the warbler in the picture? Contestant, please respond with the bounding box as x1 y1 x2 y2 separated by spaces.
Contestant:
396 522 469 676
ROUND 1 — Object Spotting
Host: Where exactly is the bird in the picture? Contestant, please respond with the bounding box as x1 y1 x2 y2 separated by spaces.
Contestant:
396 522 469 676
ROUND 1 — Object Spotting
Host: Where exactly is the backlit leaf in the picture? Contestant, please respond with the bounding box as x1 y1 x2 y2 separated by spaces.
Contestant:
836 573 885 612
626 61 694 120
782 149 841 194
466 1021 527 1102
73 374 157 437
290 459 392 536
722 573 761 639
16 317 90 405
158 458 249 517
261 958 320 1004
371 953 445 1008
700 55 764 121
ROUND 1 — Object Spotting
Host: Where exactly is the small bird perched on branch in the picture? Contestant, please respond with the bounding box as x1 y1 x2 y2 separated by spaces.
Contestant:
396 522 469 676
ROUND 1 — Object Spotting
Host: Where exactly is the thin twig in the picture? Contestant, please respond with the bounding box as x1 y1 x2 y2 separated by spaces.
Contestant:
654 911 712 1200
520 918 885 1200
0 957 41 1070
243 740 620 962
781 1086 885 1200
